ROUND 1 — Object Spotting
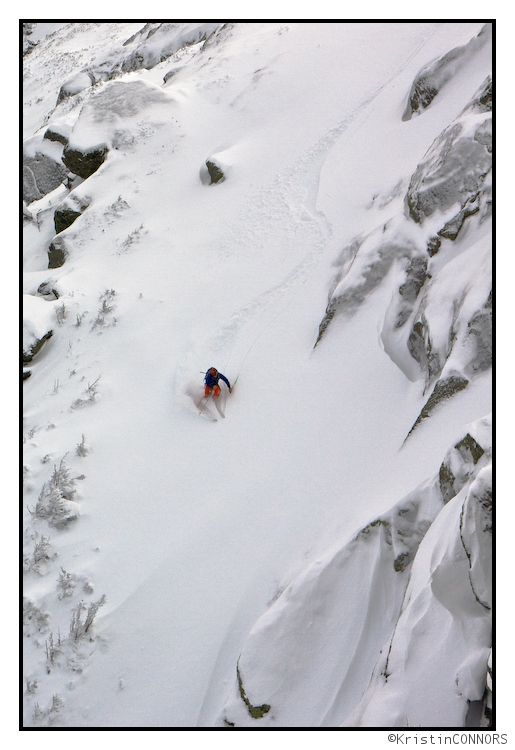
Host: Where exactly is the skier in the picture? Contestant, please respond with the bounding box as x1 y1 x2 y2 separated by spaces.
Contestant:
203 367 232 400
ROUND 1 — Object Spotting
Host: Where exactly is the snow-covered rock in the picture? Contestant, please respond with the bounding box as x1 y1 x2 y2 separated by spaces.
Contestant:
62 78 176 179
219 417 492 727
23 294 55 364
402 23 492 120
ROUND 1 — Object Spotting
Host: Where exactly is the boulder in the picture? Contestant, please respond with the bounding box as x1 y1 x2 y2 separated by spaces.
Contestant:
62 145 108 179
53 194 89 234
23 152 68 204
48 237 68 268
56 70 96 105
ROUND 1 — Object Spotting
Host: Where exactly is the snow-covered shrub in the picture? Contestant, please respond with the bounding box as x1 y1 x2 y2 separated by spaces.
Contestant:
71 376 100 408
118 224 145 253
55 303 67 325
45 631 63 664
23 598 50 636
57 568 75 599
69 596 106 640
24 535 53 574
33 694 65 727
76 434 89 456
92 290 116 329
31 457 80 527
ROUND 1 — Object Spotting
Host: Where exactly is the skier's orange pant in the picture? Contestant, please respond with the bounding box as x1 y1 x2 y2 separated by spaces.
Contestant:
204 384 221 399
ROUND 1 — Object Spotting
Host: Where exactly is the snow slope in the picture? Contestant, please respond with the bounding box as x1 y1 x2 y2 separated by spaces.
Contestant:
22 22 492 729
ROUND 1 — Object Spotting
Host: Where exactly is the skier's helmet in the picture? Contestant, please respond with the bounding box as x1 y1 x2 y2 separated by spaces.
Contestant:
209 367 218 376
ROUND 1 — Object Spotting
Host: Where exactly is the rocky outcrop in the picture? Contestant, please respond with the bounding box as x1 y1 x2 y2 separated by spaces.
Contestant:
439 426 489 505
407 375 469 438
317 68 492 435
406 120 491 226
402 24 491 121
315 231 417 346
120 23 220 73
23 23 37 56
466 292 492 376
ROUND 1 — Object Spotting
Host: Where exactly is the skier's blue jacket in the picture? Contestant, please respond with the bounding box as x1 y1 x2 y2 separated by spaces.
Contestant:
205 368 231 390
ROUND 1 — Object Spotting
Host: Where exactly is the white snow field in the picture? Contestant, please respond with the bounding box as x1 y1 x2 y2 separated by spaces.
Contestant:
23 22 492 730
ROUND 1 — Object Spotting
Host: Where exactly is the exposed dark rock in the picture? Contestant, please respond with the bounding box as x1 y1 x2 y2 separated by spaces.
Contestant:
407 125 491 224
476 79 492 112
403 79 439 120
315 302 337 347
406 317 442 385
37 280 60 300
23 152 68 203
459 469 492 610
402 25 492 121
123 23 155 46
48 237 68 268
23 370 32 381
206 160 226 184
43 127 69 146
62 145 108 179
407 375 469 438
407 321 426 369
23 330 53 364
393 552 412 573
396 257 428 327
466 296 492 375
316 240 413 346
399 257 428 302
439 433 486 504
406 68 492 227
474 118 492 153
456 433 486 466
23 164 42 204
54 206 82 234
437 193 481 241
56 70 96 105
427 236 441 257
120 23 219 73
466 75 492 114
236 661 271 719
23 23 37 56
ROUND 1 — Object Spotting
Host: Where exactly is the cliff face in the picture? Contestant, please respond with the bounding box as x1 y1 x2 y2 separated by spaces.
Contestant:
23 23 492 729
